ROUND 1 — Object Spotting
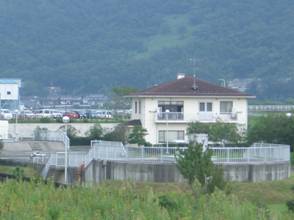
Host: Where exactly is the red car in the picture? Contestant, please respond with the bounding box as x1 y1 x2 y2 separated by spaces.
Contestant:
63 111 80 119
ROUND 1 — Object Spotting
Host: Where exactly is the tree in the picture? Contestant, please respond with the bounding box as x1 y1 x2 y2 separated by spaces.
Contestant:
103 124 128 144
128 125 148 146
187 122 241 144
86 123 103 140
247 114 294 151
175 143 226 193
111 87 138 109
58 125 78 138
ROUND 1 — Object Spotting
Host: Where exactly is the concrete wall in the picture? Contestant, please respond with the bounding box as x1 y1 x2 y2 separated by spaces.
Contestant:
85 160 290 184
8 123 118 138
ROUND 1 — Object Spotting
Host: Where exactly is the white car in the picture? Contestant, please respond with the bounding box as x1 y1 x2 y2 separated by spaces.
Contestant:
30 151 46 158
0 109 13 120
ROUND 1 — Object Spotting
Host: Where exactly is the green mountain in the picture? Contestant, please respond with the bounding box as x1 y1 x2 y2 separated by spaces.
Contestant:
0 0 293 99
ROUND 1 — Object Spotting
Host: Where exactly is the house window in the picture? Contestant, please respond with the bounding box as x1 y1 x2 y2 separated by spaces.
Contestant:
7 91 11 95
220 101 233 113
158 130 185 143
199 102 213 112
138 101 141 114
135 101 138 114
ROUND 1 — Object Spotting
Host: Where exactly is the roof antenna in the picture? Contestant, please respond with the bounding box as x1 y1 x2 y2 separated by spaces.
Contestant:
192 74 198 91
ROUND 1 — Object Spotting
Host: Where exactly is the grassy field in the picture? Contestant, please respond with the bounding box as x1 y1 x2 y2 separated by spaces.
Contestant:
0 176 293 219
0 165 38 177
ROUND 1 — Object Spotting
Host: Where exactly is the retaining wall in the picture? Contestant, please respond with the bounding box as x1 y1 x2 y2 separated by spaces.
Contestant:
85 160 291 184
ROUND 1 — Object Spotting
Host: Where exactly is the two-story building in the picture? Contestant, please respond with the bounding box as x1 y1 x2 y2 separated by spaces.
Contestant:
128 74 254 145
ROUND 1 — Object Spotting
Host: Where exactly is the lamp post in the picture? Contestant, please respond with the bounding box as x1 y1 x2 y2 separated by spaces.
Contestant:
62 115 70 184
165 109 170 153
14 109 18 141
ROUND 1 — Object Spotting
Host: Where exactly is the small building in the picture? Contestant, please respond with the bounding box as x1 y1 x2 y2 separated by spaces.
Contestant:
0 78 21 109
128 74 254 145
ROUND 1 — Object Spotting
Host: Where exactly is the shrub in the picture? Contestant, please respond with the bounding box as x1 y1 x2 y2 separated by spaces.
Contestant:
286 200 294 212
176 143 226 193
187 122 241 144
86 123 103 140
158 195 178 211
128 125 148 146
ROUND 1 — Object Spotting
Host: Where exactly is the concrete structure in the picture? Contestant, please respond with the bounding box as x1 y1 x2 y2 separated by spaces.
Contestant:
0 120 8 139
8 123 118 139
81 160 290 184
128 74 254 144
0 79 21 109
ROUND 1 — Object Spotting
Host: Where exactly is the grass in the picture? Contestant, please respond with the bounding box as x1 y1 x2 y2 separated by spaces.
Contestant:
230 175 294 212
0 175 292 219
0 165 38 177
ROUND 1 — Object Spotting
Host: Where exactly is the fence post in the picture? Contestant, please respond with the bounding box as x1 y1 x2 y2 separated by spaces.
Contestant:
226 148 229 162
160 147 163 162
141 146 144 159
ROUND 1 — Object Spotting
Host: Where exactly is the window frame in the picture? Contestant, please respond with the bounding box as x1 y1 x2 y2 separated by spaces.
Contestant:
220 101 233 114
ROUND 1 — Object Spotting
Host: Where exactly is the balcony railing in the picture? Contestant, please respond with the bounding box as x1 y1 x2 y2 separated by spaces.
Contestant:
157 112 184 121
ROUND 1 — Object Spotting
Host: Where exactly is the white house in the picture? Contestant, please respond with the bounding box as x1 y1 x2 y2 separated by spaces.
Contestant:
0 79 21 109
128 74 254 145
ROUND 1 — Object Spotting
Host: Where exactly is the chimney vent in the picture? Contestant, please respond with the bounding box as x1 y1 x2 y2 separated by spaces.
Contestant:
177 73 185 80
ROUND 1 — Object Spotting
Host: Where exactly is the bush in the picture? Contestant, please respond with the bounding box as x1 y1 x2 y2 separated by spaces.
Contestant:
187 122 241 144
175 143 226 193
128 125 148 146
158 195 178 211
86 123 103 140
286 200 294 212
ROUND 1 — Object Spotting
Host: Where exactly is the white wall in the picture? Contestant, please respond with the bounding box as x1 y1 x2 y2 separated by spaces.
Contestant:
0 120 9 139
8 123 118 138
0 84 19 100
131 97 248 144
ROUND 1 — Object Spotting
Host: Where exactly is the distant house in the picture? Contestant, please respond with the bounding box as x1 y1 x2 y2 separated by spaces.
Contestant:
0 79 21 109
128 74 254 145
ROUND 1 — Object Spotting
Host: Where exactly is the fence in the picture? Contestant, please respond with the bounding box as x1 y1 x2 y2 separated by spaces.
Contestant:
43 141 290 169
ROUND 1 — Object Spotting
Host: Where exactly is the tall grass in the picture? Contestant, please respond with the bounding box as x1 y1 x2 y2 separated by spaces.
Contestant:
0 180 293 219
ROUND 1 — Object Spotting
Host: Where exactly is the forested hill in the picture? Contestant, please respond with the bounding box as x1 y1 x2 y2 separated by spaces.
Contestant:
0 0 294 99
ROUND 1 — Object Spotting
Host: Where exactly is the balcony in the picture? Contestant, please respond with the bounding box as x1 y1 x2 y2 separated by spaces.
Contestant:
157 112 184 121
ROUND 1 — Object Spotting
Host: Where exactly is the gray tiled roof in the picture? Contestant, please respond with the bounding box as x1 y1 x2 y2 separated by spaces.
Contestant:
130 76 253 97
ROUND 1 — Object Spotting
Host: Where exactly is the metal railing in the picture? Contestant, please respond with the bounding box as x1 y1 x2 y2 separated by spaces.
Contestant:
43 141 290 168
157 112 184 121
249 104 294 112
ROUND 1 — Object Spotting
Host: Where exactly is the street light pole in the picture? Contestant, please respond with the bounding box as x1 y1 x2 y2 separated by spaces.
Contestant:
62 116 70 185
165 109 170 153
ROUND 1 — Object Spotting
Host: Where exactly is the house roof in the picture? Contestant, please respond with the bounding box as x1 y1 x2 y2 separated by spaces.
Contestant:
0 79 21 85
129 76 254 98
125 119 142 126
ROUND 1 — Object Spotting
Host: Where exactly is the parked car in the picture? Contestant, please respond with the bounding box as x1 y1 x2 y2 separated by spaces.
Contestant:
0 109 13 120
91 110 112 119
30 151 46 158
34 109 63 118
63 111 80 119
